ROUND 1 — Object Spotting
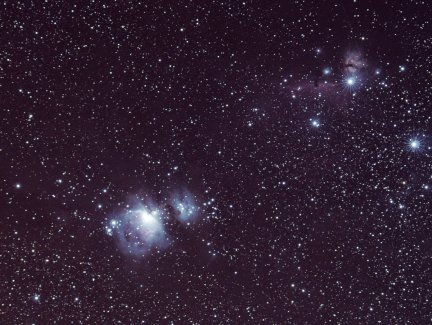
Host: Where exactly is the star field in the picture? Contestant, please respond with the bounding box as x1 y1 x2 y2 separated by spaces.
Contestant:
1 0 431 323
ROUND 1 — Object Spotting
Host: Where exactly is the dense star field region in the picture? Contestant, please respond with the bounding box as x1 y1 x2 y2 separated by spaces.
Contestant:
1 0 431 323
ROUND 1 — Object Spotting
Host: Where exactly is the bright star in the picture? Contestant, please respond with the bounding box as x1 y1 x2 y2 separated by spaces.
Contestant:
410 139 420 149
407 136 425 153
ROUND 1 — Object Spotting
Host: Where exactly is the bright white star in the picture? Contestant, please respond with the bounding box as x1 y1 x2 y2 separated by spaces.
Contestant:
410 139 420 149
311 119 320 127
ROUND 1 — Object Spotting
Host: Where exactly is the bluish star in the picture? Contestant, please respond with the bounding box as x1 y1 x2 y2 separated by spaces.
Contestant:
410 139 420 150
311 119 320 127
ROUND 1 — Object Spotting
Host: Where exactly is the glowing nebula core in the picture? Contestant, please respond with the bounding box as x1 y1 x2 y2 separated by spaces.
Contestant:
107 205 167 256
170 189 199 224
105 188 204 257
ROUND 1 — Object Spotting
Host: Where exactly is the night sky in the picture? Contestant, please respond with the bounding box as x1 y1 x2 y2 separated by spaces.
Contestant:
1 0 432 323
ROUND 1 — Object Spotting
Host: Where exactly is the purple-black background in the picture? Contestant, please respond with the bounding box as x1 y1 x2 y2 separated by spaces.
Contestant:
1 0 431 323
